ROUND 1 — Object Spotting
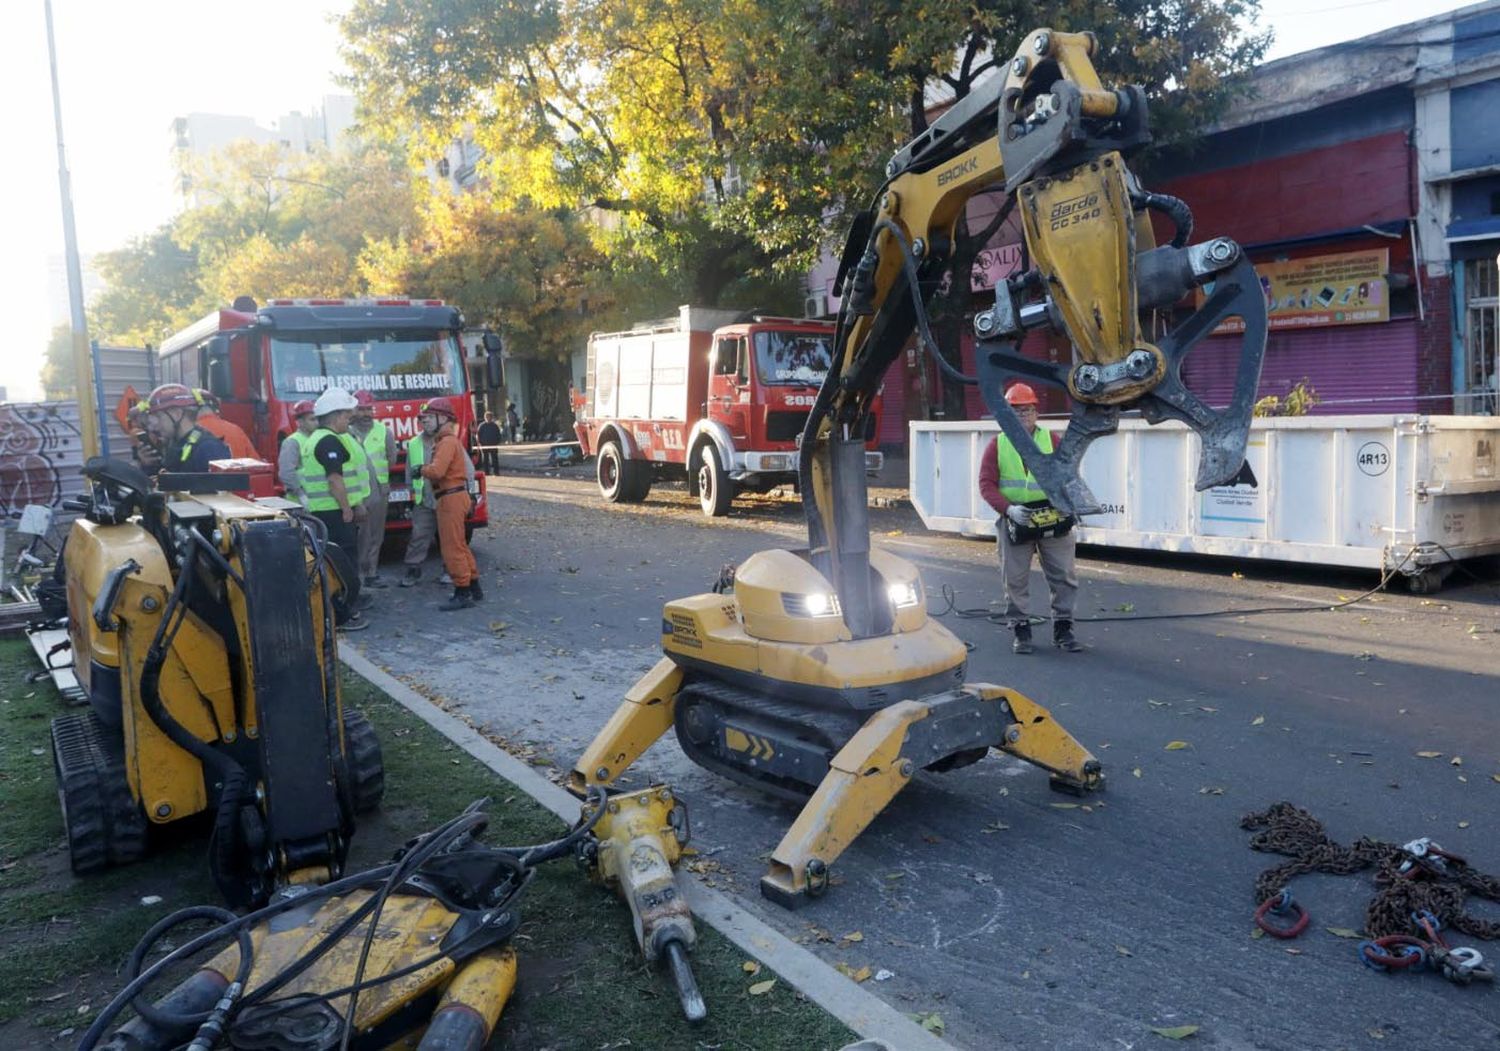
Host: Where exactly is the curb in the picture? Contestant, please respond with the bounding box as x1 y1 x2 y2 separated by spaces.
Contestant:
339 646 958 1051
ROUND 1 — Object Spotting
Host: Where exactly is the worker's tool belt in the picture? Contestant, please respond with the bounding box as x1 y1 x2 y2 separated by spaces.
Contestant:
1004 502 1075 544
435 485 467 499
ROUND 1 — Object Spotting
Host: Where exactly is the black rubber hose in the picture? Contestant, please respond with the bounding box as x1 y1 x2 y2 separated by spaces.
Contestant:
125 906 252 1031
1134 191 1194 248
137 552 252 901
76 862 402 1051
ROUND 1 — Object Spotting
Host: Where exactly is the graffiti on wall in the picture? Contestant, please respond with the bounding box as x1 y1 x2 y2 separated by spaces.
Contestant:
0 402 83 518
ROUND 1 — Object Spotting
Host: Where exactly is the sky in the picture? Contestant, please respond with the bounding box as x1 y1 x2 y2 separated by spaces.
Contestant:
0 0 1487 402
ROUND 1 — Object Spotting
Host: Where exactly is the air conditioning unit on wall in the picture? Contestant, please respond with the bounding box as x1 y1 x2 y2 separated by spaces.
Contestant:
803 292 829 318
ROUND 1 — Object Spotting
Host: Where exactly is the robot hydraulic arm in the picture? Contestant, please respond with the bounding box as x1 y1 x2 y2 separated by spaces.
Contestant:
800 28 1267 632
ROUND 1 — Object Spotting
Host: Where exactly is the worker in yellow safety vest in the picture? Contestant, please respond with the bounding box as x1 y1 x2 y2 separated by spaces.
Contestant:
977 382 1082 654
349 390 398 589
278 400 319 505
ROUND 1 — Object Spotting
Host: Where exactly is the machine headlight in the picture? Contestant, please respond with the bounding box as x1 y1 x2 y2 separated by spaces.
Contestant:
759 454 791 471
782 591 842 617
887 581 921 608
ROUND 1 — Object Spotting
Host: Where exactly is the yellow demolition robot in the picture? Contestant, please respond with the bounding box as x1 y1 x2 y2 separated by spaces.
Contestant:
574 27 1269 907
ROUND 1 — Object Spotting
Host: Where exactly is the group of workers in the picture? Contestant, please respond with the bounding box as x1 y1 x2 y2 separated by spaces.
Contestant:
130 382 482 621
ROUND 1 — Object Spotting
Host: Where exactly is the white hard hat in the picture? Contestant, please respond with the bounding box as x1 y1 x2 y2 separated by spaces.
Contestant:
313 388 359 416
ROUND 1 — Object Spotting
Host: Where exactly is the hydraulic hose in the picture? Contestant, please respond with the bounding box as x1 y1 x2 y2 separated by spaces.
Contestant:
1133 191 1194 248
124 906 253 1032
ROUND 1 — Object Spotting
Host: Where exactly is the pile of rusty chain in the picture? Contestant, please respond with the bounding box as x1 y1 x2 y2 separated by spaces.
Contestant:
1240 802 1500 940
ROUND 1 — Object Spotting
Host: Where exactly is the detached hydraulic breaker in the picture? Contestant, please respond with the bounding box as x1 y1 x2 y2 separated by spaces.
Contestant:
576 785 705 1022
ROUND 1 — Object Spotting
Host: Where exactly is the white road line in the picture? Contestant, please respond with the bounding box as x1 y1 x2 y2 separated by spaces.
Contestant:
339 647 958 1051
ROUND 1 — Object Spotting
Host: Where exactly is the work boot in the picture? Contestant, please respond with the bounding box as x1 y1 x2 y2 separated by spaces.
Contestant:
438 572 453 586
363 574 389 590
339 611 370 633
439 587 476 612
1012 623 1034 655
468 578 484 602
399 566 421 588
1053 619 1083 652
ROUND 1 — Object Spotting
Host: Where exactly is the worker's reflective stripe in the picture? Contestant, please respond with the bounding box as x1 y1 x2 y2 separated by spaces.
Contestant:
361 421 390 486
176 429 201 464
301 428 369 512
997 428 1054 504
342 435 371 506
406 435 427 503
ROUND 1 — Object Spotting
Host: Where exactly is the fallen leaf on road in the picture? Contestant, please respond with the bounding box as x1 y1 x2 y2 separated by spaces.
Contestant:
748 979 776 996
841 931 864 943
982 821 1010 833
1459 821 1470 829
835 964 873 982
1132 768 1142 778
742 960 760 975
1325 927 1361 939
1251 928 1265 939
1451 756 1463 766
1147 699 1169 708
1416 751 1442 759
1164 740 1190 751
875 969 894 981
1491 775 1500 784
1252 715 1265 726
910 1012 945 1034
1285 948 1303 955
1051 802 1080 809
1116 945 1133 957
1368 1029 1387 1040
1149 1024 1200 1039
1198 787 1225 795
1198 706 1218 713
1116 603 1135 613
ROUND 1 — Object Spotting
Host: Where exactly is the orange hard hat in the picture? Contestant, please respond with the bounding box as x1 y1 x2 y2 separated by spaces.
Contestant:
1004 382 1039 407
353 390 375 409
291 400 316 418
147 383 200 412
424 396 458 420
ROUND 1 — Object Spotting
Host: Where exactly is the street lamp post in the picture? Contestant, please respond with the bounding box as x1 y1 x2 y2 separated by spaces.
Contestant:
45 0 100 458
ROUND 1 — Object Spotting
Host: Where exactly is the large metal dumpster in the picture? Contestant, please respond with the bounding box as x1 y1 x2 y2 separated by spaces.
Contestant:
909 415 1500 590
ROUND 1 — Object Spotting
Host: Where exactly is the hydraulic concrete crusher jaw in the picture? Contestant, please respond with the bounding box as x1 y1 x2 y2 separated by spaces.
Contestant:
573 26 1268 914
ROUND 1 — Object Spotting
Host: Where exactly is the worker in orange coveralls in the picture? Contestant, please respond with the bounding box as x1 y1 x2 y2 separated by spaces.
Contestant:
418 397 482 611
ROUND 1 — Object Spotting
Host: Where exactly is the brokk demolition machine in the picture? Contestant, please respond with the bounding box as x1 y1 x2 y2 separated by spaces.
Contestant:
56 461 705 1048
572 27 1269 907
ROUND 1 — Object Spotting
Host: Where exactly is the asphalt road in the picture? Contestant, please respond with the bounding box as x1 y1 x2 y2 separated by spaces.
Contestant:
349 464 1500 1051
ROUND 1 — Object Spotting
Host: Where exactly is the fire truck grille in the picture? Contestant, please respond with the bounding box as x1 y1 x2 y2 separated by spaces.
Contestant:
766 411 810 442
765 411 878 442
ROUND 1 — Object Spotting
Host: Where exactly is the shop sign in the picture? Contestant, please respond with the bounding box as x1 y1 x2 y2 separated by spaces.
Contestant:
1201 248 1389 334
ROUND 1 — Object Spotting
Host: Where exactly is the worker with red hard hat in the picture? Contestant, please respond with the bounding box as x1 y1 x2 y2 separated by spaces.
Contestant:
147 383 231 475
418 397 481 610
278 399 320 505
977 382 1083 654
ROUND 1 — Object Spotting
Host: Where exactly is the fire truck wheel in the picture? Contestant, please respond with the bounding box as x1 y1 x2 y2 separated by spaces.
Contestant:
697 445 734 517
597 440 630 503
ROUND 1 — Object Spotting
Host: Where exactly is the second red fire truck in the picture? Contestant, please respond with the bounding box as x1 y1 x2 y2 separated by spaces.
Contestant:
575 306 882 516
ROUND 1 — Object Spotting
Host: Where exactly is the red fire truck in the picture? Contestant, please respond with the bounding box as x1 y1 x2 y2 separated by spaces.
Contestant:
575 306 882 516
156 297 498 535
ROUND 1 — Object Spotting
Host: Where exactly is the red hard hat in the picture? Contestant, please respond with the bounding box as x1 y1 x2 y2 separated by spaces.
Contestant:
353 390 375 409
424 396 458 420
147 383 200 412
1004 382 1039 407
291 400 316 417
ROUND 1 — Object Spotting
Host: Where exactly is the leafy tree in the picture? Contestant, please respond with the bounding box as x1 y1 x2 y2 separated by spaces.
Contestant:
341 0 1268 318
359 195 614 362
89 226 203 347
39 325 78 400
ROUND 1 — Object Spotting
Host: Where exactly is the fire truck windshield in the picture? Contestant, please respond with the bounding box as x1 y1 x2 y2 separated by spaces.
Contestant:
270 329 465 401
753 330 832 386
